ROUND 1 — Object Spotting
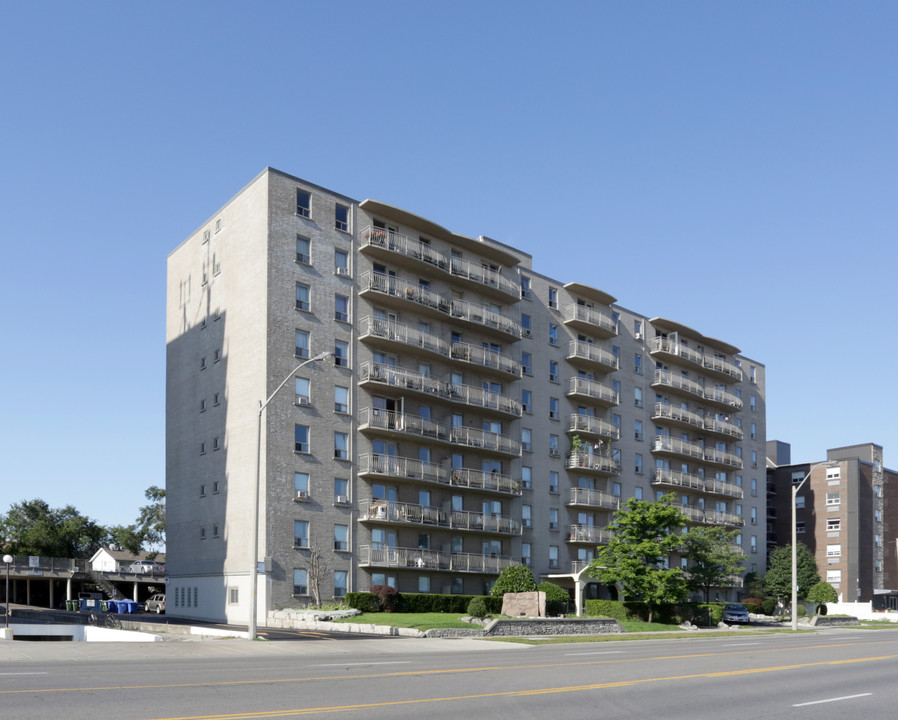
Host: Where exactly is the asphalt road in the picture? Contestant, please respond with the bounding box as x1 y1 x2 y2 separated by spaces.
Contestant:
2 628 897 719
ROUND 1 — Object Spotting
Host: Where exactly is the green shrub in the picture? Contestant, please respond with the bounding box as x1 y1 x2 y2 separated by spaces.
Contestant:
489 565 538 597
694 603 724 626
584 600 630 622
345 592 379 613
538 582 571 616
395 593 502 614
467 597 488 618
370 585 400 613
797 605 807 617
760 598 777 616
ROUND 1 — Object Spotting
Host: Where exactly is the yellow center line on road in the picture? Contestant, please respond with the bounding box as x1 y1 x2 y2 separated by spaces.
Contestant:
2 639 894 696
136 653 898 720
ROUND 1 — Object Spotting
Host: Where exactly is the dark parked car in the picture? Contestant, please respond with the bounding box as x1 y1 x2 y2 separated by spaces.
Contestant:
723 603 750 623
145 594 166 614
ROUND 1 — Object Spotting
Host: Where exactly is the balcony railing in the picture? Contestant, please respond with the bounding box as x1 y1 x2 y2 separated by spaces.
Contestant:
566 450 621 475
360 272 521 338
651 403 743 440
358 499 520 535
567 377 619 406
563 304 618 337
679 505 744 527
360 226 520 299
358 545 516 574
652 437 744 470
568 525 614 544
568 414 620 441
652 370 743 410
652 469 743 499
567 487 621 510
570 560 593 574
358 408 521 456
567 340 619 372
359 363 522 417
359 317 520 377
649 337 743 382
358 454 522 495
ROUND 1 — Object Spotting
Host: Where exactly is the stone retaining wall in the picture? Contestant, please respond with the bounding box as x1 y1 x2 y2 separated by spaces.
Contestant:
483 617 624 636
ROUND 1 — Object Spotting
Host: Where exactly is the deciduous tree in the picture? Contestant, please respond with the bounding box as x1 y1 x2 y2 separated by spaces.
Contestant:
765 543 820 603
682 526 745 602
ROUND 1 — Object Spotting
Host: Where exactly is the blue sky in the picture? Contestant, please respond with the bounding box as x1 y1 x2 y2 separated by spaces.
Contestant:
1 2 895 529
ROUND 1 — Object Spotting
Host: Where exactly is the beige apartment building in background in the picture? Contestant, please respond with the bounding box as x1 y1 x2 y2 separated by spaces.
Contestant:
165 167 768 624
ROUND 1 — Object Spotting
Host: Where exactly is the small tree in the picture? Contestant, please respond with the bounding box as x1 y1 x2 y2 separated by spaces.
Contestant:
489 565 537 597
806 581 838 614
682 526 745 601
297 541 331 608
538 581 571 616
589 494 689 623
764 544 820 606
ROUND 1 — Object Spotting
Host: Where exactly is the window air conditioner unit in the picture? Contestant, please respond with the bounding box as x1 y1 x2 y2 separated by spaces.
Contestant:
295 490 309 501
297 396 311 406
335 495 348 505
335 267 350 276
549 448 559 457
634 332 643 340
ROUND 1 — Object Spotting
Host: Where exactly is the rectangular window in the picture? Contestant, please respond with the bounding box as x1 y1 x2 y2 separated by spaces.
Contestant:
522 389 532 413
826 466 841 480
549 434 559 456
548 287 558 309
296 235 311 264
549 471 559 494
826 492 840 506
335 249 349 275
521 428 532 452
334 525 348 551
520 276 531 299
334 386 349 413
750 535 757 554
796 521 805 534
295 377 310 404
521 466 532 489
548 545 559 568
296 190 311 218
334 570 347 597
549 508 559 530
334 432 348 460
826 518 841 532
522 504 532 527
750 423 757 440
294 520 309 548
549 361 559 383
295 283 310 312
635 453 643 474
334 340 349 367
750 394 757 411
334 477 348 502
522 352 532 375
634 420 643 440
791 471 805 484
826 544 841 557
522 543 532 565
826 569 841 583
549 324 558 345
294 472 309 497
295 425 310 453
293 568 308 595
335 203 349 232
335 294 349 322
295 330 310 359
751 478 758 497
634 387 643 407
418 576 431 592
796 495 805 509
634 353 642 374
549 397 559 420
521 313 532 336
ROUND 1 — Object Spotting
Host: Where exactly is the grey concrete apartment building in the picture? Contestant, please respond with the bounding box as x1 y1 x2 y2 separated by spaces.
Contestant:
165 167 768 624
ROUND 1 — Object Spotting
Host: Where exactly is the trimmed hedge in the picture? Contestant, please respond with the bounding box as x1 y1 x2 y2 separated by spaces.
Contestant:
538 582 571 616
344 591 502 614
584 600 727 626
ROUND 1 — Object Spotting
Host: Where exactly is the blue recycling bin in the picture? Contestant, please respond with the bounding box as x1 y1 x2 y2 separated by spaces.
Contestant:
107 600 120 613
79 598 102 612
118 600 139 614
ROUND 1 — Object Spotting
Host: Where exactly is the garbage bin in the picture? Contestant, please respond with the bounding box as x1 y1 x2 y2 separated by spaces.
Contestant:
101 601 109 612
107 600 119 613
79 598 101 612
120 600 139 614
65 600 76 612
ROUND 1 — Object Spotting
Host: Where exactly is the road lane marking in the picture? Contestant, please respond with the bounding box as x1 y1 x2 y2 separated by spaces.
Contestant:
137 655 898 720
2 640 893 696
313 662 411 667
720 643 760 647
0 673 48 676
564 651 624 656
794 693 872 707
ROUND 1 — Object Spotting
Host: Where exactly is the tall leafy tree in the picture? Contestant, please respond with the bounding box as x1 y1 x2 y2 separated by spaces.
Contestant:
135 486 166 552
589 494 689 622
0 499 106 558
682 526 745 602
765 543 820 603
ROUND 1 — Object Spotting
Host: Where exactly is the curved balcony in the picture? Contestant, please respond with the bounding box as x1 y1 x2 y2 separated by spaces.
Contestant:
359 363 521 418
358 454 522 496
563 304 618 339
567 341 619 373
358 499 520 535
358 408 521 457
359 272 521 340
652 370 743 411
567 377 619 407
568 414 620 441
679 505 744 528
358 317 520 378
649 337 743 382
360 226 520 301
567 487 620 511
566 450 621 476
652 468 743 499
651 403 743 441
358 545 516 574
567 525 613 545
651 436 706 462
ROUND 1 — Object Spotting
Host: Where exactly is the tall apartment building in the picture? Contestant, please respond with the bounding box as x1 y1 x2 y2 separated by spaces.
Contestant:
165 167 767 624
767 442 898 603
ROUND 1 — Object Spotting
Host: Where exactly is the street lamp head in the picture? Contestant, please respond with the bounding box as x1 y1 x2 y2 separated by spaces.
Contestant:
2 555 11 564
309 351 334 362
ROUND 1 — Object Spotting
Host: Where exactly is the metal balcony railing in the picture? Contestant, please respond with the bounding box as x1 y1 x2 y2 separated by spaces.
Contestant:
566 450 621 475
652 468 743 499
567 487 621 510
568 525 614 544
679 505 744 527
563 304 618 336
568 414 620 440
567 377 619 406
567 340 619 371
358 454 522 495
358 499 520 535
649 337 743 382
358 545 516 574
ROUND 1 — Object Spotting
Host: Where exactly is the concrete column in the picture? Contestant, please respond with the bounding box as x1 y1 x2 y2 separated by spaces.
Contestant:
26 579 31 606
133 582 139 601
66 577 72 601
49 580 54 609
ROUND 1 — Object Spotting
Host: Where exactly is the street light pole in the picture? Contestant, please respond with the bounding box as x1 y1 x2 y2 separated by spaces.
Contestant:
3 554 12 629
248 351 333 640
791 461 838 631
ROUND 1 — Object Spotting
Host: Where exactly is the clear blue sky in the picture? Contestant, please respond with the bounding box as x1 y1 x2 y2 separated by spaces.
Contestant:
1 2 895 529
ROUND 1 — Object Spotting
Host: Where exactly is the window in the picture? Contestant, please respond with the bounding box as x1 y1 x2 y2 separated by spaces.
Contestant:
334 249 349 275
750 478 757 497
214 348 221 363
634 353 642 374
549 471 559 494
826 492 840 506
334 203 349 232
751 450 758 467
750 507 758 525
295 330 310 359
294 472 309 497
522 352 532 375
750 423 757 440
213 480 220 493
875 534 882 548
613 482 621 497
296 189 311 218
549 324 558 345
200 442 206 455
334 477 348 502
334 570 347 597
522 504 532 527
549 434 559 456
228 587 239 604
634 420 643 440
826 518 841 532
334 386 348 413
635 453 643 474
522 389 532 413
213 524 219 538
294 377 310 405
520 276 531 299
634 486 643 499
200 484 206 497
293 568 308 595
750 535 757 554
549 508 559 530
549 397 559 420
750 394 757 411
213 436 220 451
796 495 805 509
634 387 643 407
548 545 559 568
791 471 805 484
200 356 207 370
294 520 309 548
826 544 841 557
826 466 841 480
521 313 532 336
549 361 559 383
334 525 348 551
521 428 532 452
213 392 221 406
522 543 532 565
548 287 558 309
826 569 841 583
296 235 311 264
418 576 431 592
796 521 805 534
295 283 310 311
334 339 348 367
200 398 207 412
335 294 349 322
334 432 348 460
295 425 310 453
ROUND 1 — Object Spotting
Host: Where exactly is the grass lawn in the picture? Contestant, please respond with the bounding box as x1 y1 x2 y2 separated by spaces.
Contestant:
330 612 482 630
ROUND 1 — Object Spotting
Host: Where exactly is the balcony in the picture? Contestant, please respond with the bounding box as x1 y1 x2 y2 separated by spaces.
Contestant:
570 560 594 574
358 499 520 535
358 545 517 574
567 525 614 545
567 414 620 441
359 363 522 418
358 454 522 496
358 317 520 378
566 450 621 476
567 487 620 510
651 437 743 470
358 408 521 456
652 370 743 411
652 468 743 499
359 226 520 300
567 377 619 407
563 304 618 339
359 272 521 340
567 340 619 373
651 403 743 441
649 337 743 382
679 505 744 527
